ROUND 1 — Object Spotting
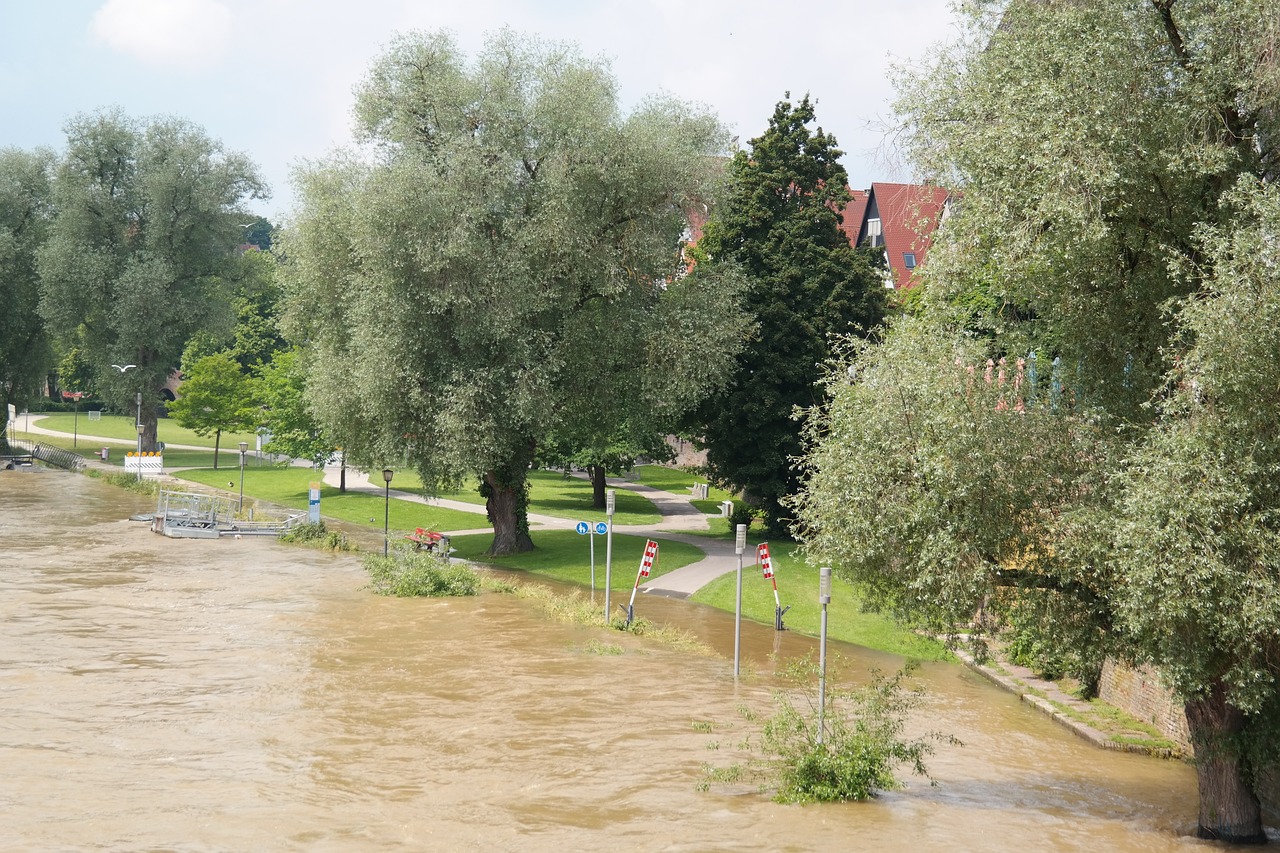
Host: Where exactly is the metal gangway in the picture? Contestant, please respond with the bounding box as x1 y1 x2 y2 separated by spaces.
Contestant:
153 488 306 539
3 438 85 472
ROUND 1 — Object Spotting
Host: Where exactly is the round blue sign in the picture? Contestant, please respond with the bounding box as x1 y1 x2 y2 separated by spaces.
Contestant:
595 522 608 535
575 521 589 535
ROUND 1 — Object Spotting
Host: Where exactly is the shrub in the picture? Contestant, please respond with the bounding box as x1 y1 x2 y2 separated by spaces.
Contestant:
363 548 480 597
700 659 959 802
278 521 352 552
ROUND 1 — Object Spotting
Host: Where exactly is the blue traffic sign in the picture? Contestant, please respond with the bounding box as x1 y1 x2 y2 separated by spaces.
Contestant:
575 521 589 535
595 522 608 535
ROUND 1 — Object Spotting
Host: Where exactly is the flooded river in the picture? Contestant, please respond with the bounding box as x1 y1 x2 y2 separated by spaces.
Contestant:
0 471 1216 851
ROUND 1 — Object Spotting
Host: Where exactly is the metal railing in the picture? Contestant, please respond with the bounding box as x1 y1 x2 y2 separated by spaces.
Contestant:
4 439 85 471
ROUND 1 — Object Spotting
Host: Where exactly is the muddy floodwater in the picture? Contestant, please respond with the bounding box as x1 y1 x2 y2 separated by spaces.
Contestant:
0 471 1218 851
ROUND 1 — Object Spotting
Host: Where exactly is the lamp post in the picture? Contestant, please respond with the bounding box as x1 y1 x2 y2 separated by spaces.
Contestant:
817 567 832 745
238 441 249 512
734 523 746 678
604 489 615 622
382 468 394 557
134 391 144 480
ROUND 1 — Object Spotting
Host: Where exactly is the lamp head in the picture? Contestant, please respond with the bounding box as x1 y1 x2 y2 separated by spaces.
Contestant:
382 468 394 484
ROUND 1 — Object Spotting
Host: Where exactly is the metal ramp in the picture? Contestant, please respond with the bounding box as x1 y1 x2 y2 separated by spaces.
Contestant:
153 488 306 539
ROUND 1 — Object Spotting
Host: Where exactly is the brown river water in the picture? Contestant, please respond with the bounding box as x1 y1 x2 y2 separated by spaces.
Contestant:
0 470 1225 851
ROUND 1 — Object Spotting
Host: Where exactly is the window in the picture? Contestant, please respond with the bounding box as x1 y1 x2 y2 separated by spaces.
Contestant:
865 217 882 247
903 252 917 269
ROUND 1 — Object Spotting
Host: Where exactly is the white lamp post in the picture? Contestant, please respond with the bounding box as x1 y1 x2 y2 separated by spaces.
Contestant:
238 441 249 511
734 523 746 678
604 489 615 622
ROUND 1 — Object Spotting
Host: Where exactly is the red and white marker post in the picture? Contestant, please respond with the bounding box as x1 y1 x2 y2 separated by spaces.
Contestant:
757 542 790 631
625 539 659 626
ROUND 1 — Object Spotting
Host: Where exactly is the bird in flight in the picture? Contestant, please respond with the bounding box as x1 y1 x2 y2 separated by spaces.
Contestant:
112 364 137 372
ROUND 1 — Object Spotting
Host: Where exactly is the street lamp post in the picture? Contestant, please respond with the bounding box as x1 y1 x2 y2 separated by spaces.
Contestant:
382 468 394 557
134 392 143 481
604 489 615 622
817 567 832 745
734 523 746 678
238 441 249 512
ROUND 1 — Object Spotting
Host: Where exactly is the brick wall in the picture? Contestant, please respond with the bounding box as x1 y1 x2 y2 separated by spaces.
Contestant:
1099 660 1279 820
1097 660 1190 751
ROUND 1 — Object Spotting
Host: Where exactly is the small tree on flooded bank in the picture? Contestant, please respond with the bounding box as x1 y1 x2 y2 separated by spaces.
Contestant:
281 30 743 555
793 0 1280 842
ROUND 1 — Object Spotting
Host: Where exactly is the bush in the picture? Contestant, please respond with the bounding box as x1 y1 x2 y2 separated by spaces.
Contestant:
700 659 959 802
364 548 480 597
278 521 352 552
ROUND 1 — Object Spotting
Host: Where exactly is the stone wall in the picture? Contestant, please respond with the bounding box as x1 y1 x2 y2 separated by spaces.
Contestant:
1097 660 1190 751
1099 660 1280 820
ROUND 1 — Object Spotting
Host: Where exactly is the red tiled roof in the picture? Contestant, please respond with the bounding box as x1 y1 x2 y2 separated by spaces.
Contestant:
837 189 869 247
867 182 949 289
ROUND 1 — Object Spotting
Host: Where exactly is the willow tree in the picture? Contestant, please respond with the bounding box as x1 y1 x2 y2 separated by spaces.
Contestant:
0 148 54 454
793 0 1280 843
37 110 266 450
281 30 743 555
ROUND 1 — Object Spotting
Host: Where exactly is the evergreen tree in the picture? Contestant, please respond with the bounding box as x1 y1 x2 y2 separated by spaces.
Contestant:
689 95 885 534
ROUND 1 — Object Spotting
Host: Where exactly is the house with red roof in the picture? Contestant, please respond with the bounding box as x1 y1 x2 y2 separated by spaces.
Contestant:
841 182 951 290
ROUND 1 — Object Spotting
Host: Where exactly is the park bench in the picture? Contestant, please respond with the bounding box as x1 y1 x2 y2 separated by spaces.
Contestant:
406 528 444 552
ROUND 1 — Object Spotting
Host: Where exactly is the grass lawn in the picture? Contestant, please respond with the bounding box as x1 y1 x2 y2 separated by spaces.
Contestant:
450 529 703 587
394 469 662 526
175 466 490 533
691 542 950 661
27 413 258 451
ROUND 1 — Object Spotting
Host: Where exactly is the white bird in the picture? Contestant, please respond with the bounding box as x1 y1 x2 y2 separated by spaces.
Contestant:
112 364 136 372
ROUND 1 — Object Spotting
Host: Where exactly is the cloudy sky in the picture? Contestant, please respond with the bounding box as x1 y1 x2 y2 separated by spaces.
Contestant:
1 0 957 220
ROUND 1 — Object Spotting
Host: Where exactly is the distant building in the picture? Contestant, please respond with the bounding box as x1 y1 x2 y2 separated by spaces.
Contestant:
841 182 951 290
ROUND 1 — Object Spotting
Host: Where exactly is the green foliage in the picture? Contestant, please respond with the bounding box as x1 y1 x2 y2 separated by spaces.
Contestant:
278 521 351 552
363 548 479 597
254 348 335 467
167 351 257 466
796 1 1280 836
0 147 55 450
700 660 956 802
686 95 886 534
36 109 266 452
281 30 741 554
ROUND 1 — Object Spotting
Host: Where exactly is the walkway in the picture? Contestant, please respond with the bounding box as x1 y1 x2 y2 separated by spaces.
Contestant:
18 415 746 597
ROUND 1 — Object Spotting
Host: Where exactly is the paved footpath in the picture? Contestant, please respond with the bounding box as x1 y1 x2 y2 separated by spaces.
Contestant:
320 466 744 598
19 415 744 598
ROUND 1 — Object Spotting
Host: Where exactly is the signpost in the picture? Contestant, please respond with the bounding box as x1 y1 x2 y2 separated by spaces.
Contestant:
575 521 614 594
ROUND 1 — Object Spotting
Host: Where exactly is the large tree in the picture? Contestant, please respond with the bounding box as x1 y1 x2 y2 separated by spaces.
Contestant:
0 147 54 453
37 109 266 450
687 95 886 535
793 0 1280 842
281 30 743 554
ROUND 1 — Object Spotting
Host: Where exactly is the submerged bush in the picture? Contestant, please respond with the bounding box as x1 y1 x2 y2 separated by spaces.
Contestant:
700 659 959 803
278 521 352 552
364 548 479 597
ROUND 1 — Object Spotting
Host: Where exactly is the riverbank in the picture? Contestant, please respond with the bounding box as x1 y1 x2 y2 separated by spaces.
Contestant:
12 415 1186 761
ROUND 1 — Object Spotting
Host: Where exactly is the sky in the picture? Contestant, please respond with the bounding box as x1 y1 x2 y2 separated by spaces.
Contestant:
1 0 958 221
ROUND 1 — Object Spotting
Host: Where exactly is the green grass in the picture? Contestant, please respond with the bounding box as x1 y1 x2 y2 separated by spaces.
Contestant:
396 469 662 525
449 528 703 586
174 466 491 533
29 413 258 449
691 542 950 660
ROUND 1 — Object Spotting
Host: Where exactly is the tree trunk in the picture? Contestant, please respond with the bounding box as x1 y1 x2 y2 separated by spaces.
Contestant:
484 469 534 556
339 453 346 493
1184 680 1267 844
589 464 607 509
212 428 221 470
